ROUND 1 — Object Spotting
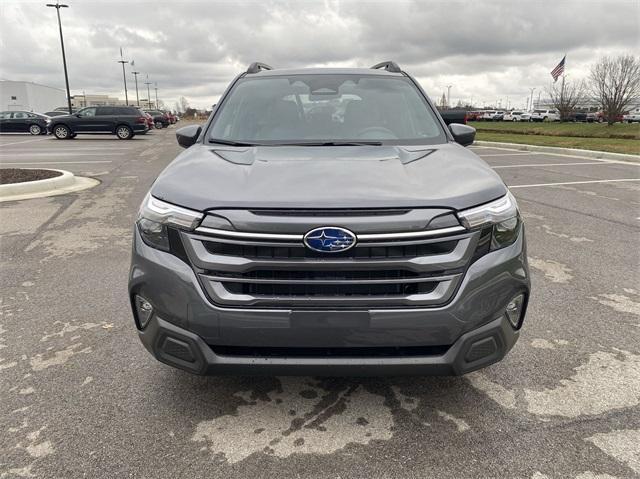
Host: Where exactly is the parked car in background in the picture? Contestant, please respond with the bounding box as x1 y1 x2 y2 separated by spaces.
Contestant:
567 111 588 122
53 106 77 113
437 108 467 125
48 106 148 140
530 109 560 122
595 111 624 123
466 111 483 121
165 111 177 124
481 110 497 121
44 111 68 117
504 111 529 121
145 110 170 129
586 112 598 123
0 110 50 135
141 112 154 131
623 108 640 123
491 111 506 121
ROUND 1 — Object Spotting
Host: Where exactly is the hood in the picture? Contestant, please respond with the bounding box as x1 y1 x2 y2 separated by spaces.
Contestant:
151 143 506 211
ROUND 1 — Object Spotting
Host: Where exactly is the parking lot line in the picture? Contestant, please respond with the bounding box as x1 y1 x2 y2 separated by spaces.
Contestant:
0 160 113 165
509 178 640 188
477 152 542 157
493 161 607 169
0 152 125 157
0 137 51 147
472 144 640 166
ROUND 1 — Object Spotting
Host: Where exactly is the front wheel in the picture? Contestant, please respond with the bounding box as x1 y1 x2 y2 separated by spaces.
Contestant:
53 125 71 139
116 125 133 140
154 121 163 129
29 124 42 135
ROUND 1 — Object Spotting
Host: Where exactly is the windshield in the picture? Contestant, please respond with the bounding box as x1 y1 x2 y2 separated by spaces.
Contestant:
208 74 447 145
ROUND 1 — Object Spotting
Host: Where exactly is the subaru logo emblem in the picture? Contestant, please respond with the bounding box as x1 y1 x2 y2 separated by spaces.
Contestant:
303 227 357 253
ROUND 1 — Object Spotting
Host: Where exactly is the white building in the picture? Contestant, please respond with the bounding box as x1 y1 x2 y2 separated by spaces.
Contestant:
71 94 128 108
0 80 67 112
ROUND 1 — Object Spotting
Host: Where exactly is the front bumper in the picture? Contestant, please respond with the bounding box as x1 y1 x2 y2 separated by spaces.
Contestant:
129 227 530 376
138 313 519 376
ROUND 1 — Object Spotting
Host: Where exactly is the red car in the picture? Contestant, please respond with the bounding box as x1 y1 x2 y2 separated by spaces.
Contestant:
165 111 177 124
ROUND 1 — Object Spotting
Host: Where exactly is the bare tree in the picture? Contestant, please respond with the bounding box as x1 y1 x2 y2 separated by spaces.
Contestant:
179 96 190 113
589 55 640 125
547 77 586 121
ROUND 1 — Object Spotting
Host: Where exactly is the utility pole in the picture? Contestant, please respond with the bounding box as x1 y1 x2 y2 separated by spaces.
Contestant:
117 47 129 105
154 82 159 109
144 75 152 108
446 85 452 108
46 2 72 114
536 91 541 109
528 87 536 111
132 71 140 106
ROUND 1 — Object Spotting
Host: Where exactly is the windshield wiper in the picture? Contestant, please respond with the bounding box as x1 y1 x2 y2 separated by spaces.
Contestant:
208 139 260 146
275 141 383 146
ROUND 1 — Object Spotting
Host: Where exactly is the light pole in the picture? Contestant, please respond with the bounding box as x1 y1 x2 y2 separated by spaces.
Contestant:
144 76 152 108
132 71 140 106
528 87 536 111
117 47 129 105
446 85 453 108
46 2 72 114
154 82 159 109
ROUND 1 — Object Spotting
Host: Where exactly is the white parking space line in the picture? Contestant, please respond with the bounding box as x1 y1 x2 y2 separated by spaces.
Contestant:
472 144 640 166
0 152 125 157
0 137 52 147
493 161 607 169
510 178 640 188
0 161 113 165
478 152 542 157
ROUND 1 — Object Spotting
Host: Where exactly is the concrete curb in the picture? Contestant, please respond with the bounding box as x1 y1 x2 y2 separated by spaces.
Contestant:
474 141 640 163
0 168 99 202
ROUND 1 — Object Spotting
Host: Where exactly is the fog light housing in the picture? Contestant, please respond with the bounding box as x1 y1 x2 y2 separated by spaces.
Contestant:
505 294 525 328
135 295 153 329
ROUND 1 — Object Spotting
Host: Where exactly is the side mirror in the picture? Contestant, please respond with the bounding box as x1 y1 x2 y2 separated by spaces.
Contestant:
449 123 476 147
176 124 201 148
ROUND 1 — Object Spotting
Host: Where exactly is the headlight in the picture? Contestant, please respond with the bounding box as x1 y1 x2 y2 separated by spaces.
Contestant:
137 193 202 251
458 191 521 251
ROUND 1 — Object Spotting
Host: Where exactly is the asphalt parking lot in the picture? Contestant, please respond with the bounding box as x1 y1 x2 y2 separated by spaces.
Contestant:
1 130 639 478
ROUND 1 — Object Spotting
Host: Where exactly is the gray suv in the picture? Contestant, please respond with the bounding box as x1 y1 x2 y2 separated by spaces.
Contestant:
129 61 530 376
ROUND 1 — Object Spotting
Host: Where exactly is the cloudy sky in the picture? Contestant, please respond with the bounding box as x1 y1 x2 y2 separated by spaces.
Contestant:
0 0 637 110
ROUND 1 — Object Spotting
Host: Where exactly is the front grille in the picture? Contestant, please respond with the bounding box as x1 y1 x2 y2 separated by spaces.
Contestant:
181 210 479 309
203 241 458 259
222 280 439 297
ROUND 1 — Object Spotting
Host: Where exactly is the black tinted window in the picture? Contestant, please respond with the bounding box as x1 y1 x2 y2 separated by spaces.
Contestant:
97 107 115 115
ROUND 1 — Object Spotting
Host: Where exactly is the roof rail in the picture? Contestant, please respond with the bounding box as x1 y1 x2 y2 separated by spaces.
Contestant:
370 61 402 73
246 62 274 74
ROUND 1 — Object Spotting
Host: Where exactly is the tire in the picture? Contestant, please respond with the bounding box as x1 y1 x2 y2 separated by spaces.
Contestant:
154 121 163 129
53 124 71 139
115 125 133 140
29 124 42 135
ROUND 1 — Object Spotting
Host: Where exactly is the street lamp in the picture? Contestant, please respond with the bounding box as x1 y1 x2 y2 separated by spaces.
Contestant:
144 75 152 108
132 70 140 106
528 87 536 111
154 82 159 109
446 84 453 108
46 2 72 114
117 47 129 105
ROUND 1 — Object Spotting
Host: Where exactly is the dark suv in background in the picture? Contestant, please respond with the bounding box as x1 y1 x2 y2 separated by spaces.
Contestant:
48 106 148 139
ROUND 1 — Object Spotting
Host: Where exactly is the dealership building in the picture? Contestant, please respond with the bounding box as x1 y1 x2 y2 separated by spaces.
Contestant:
0 80 67 112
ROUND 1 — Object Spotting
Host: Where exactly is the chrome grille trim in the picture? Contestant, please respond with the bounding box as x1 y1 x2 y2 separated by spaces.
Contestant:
194 225 466 242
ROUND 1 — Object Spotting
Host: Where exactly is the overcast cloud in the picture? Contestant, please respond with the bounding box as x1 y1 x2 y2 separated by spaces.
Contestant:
0 0 637 110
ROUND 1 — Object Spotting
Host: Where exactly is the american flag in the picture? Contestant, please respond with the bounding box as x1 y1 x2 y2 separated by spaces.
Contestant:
551 56 566 82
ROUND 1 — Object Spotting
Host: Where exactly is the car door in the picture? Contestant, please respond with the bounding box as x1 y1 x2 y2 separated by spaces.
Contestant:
95 107 118 132
73 107 100 132
10 111 31 132
0 111 14 132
